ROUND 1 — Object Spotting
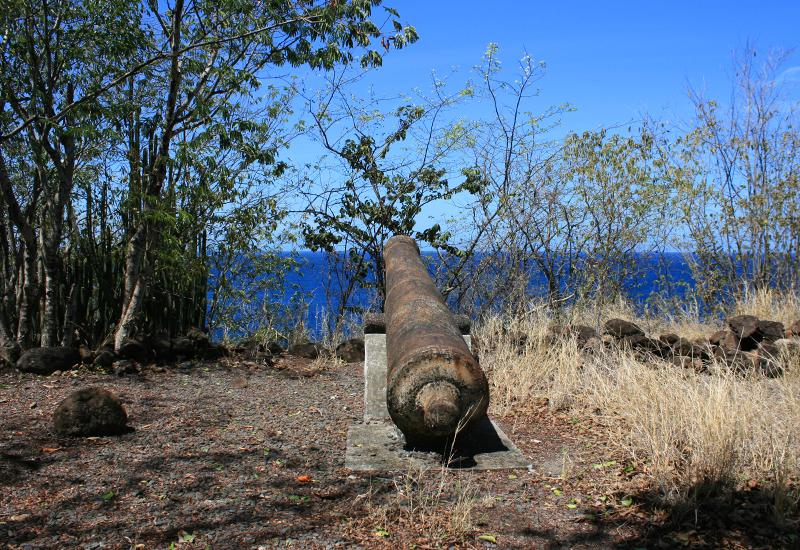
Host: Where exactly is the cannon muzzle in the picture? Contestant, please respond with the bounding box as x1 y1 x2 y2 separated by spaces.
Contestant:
383 236 489 445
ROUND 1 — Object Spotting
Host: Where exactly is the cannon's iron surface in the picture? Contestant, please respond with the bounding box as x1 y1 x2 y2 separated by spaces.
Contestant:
383 235 489 445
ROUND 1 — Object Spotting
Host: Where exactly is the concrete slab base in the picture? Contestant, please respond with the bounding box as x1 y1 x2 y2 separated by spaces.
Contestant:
346 333 531 472
345 417 531 471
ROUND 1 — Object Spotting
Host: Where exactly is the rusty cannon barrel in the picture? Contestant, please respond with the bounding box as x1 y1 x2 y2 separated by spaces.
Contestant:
384 235 489 445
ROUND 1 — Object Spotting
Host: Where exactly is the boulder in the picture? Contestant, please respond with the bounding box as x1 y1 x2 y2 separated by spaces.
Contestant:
171 336 195 358
92 350 116 369
756 320 784 343
748 343 784 378
709 330 728 346
658 333 681 346
603 319 645 340
626 335 668 356
774 338 800 354
0 342 21 370
151 335 173 360
53 387 129 437
659 334 708 360
118 338 149 363
335 338 365 363
204 342 228 360
784 320 800 339
186 327 210 348
112 359 140 376
78 345 95 364
582 336 605 353
17 347 80 375
288 342 322 359
670 356 705 372
727 315 760 339
713 329 759 353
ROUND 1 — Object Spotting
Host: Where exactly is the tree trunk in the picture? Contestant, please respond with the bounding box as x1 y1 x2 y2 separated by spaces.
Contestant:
114 0 184 350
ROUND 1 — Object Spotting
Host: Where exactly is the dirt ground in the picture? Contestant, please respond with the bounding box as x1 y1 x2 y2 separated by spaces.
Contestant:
0 355 795 549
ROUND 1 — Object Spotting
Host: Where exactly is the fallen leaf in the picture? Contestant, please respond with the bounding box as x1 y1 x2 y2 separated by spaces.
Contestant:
40 447 62 453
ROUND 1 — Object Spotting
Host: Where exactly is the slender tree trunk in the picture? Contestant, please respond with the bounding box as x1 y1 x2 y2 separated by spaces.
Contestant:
114 0 184 350
0 203 12 342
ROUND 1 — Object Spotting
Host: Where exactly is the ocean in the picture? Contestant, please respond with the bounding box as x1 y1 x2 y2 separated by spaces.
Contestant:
273 251 698 336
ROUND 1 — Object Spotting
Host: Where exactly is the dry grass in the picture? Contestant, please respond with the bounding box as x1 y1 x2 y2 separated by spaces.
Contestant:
475 290 800 517
366 466 478 544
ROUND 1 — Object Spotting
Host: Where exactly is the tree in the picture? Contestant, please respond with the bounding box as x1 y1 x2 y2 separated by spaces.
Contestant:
299 68 478 330
112 0 418 350
669 45 800 306
0 0 418 350
0 0 143 346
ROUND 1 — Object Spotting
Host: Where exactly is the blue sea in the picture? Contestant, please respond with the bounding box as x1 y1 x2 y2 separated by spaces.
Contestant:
275 251 697 336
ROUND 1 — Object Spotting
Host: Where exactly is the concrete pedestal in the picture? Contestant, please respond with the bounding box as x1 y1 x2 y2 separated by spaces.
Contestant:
345 333 530 471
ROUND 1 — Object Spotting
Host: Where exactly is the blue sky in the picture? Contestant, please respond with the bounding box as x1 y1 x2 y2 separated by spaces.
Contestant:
281 0 800 246
373 0 800 131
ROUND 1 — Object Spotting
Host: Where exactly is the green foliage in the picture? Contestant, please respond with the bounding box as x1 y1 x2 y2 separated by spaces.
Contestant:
0 0 417 346
301 71 478 327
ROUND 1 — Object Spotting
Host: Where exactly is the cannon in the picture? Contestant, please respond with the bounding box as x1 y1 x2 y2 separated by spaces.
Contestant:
383 235 489 445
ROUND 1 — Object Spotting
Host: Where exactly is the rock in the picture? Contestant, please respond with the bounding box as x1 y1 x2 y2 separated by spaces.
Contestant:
288 342 322 359
756 320 784 342
749 343 784 378
670 356 705 372
171 336 195 358
582 336 604 353
53 387 129 437
118 339 149 363
0 342 21 370
714 329 759 353
600 334 616 347
774 338 800 354
659 334 708 360
659 333 680 346
151 336 173 360
784 319 800 339
92 350 116 369
17 347 80 375
727 315 760 339
186 327 210 348
112 359 139 376
335 338 365 363
266 340 285 355
709 330 728 346
78 345 95 364
204 342 228 359
627 335 668 356
603 319 645 339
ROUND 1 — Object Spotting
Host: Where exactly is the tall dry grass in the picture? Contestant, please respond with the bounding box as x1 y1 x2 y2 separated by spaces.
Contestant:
475 289 800 516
